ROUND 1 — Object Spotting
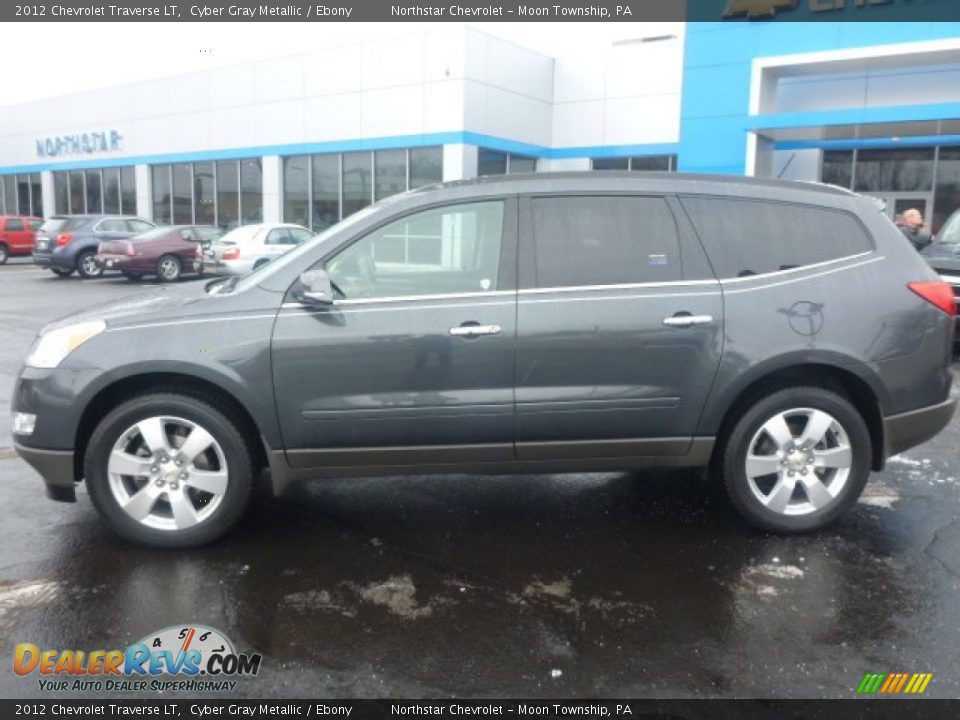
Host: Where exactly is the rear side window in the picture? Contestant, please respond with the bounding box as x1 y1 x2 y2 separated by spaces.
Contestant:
530 196 681 288
97 219 128 232
127 219 154 233
40 217 89 234
5 219 23 231
681 197 872 279
266 228 292 245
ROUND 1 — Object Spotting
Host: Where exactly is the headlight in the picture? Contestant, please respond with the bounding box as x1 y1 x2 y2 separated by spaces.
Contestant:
26 320 106 369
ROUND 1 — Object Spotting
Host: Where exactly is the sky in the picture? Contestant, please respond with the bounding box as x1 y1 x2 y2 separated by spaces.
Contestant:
3 21 682 106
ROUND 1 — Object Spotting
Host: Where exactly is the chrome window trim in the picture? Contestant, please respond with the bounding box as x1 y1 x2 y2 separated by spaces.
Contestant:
520 291 721 305
280 299 516 314
518 279 719 295
280 290 516 309
723 255 885 295
718 251 874 285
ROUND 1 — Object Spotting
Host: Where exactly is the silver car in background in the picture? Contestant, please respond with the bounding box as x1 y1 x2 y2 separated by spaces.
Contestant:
203 223 314 276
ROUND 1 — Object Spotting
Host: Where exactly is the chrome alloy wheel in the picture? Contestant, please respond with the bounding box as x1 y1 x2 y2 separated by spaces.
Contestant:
107 416 229 531
158 257 180 280
744 407 853 516
80 254 102 277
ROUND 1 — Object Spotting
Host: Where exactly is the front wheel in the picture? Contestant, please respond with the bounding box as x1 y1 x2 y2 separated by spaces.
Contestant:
76 250 103 279
84 393 254 548
721 387 871 533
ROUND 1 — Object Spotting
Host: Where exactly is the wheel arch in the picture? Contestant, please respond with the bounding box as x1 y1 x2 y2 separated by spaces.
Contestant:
706 361 887 473
74 372 270 484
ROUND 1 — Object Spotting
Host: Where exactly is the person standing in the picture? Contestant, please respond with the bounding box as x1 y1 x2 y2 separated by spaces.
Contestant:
897 208 932 252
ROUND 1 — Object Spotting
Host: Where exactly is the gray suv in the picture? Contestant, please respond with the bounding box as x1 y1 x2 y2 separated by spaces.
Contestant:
12 173 958 547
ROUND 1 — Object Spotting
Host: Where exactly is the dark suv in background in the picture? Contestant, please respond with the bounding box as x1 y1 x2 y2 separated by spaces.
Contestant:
33 215 155 278
12 173 957 548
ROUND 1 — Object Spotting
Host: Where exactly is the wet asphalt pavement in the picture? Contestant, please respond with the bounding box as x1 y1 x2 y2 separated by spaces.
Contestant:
1 258 959 700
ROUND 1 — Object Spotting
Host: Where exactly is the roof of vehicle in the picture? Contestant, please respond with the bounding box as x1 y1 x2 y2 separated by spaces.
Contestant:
408 171 856 198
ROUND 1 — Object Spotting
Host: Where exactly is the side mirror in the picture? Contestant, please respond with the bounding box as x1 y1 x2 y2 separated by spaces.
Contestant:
298 269 334 306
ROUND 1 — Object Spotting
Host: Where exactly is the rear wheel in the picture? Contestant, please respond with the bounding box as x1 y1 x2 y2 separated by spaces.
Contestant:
0 243 8 264
51 268 74 278
721 387 871 533
76 250 102 279
84 393 254 548
157 255 182 282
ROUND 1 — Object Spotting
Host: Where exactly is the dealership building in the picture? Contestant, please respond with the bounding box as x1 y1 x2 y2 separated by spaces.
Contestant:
2 20 960 233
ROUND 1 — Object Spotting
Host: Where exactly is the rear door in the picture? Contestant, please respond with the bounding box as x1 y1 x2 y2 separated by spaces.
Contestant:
271 198 518 468
514 193 723 460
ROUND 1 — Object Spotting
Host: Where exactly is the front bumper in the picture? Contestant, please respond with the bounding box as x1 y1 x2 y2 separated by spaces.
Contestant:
14 441 76 502
884 394 958 458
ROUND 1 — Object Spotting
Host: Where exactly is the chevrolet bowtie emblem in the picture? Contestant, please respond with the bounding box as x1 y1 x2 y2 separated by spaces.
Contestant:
723 0 800 18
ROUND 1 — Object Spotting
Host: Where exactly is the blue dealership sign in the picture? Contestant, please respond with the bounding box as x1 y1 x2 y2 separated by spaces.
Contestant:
36 130 123 158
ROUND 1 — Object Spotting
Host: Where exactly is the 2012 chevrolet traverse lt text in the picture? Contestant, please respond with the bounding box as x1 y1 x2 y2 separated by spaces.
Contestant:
12 173 957 547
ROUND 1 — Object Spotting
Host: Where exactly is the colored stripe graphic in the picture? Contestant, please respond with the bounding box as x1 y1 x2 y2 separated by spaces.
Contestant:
858 672 932 694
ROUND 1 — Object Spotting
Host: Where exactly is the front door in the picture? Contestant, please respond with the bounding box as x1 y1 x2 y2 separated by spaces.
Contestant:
271 198 518 469
514 194 723 460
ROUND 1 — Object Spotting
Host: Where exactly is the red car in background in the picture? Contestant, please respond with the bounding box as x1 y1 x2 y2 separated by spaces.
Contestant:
0 215 42 264
95 225 223 282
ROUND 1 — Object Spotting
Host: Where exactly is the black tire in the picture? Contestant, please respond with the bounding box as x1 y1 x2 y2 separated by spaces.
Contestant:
76 250 103 279
157 255 182 282
721 386 871 533
51 268 74 278
122 272 143 281
84 392 254 548
0 243 8 264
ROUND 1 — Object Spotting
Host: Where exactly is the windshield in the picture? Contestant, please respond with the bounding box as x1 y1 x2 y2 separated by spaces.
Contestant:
40 216 89 233
939 212 960 244
212 205 382 296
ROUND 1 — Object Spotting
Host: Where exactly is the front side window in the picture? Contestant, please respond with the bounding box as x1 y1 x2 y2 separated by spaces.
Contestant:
97 219 128 233
680 197 873 279
531 196 681 288
327 201 505 300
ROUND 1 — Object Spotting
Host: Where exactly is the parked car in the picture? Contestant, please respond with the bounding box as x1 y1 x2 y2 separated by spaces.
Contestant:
12 173 957 548
203 223 313 276
95 225 223 282
920 209 960 341
33 215 155 279
0 215 42 264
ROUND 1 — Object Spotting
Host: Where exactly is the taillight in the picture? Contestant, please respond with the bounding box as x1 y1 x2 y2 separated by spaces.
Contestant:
195 244 202 260
56 232 72 247
125 242 136 257
908 281 956 316
221 247 240 260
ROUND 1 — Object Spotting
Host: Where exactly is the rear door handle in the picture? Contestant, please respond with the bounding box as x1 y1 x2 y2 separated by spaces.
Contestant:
662 314 714 328
449 324 502 338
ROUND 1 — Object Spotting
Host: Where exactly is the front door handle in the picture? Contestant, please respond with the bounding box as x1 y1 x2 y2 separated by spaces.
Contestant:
449 324 502 338
662 314 714 328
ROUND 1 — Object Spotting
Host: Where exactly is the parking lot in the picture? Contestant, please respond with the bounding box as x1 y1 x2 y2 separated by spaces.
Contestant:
1 256 960 699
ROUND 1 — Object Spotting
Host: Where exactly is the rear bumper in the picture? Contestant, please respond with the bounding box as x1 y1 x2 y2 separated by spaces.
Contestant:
32 250 72 270
884 394 958 458
13 441 76 502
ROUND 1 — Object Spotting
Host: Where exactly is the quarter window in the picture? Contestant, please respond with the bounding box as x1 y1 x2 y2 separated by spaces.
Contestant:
530 196 681 288
680 197 873 279
327 201 505 300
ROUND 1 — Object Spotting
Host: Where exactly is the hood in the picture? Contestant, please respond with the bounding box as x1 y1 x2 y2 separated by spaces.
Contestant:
921 242 960 261
42 282 220 333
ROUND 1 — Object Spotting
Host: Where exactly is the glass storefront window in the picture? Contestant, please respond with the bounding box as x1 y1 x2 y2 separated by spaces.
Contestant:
240 159 263 223
3 177 15 216
375 149 406 202
217 161 239 230
85 170 102 214
283 156 310 228
69 171 85 214
30 174 42 216
17 176 30 216
152 166 171 225
478 149 508 176
592 157 629 171
821 150 854 189
54 173 69 215
592 155 676 171
409 147 443 189
342 152 372 217
935 147 960 235
120 167 136 215
194 162 215 226
854 148 935 193
509 155 537 173
103 168 120 214
312 154 340 231
171 164 192 224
